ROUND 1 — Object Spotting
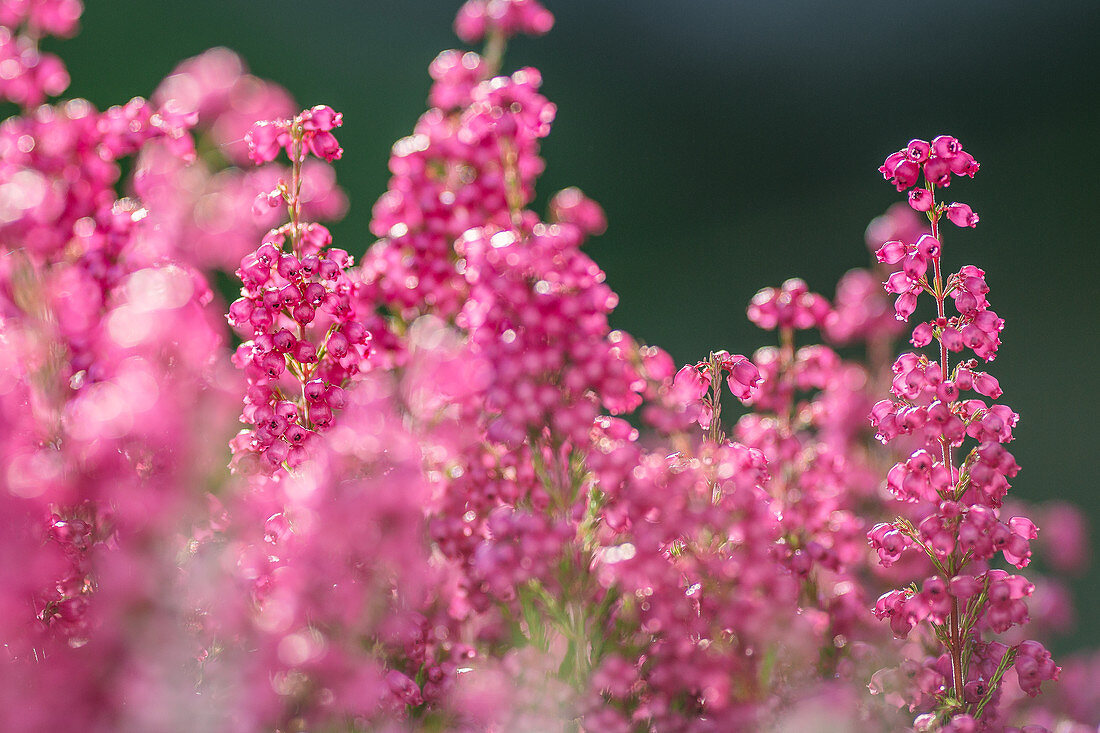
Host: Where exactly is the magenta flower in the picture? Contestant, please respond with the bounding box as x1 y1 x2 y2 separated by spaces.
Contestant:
908 187 934 211
454 0 554 44
946 201 980 227
867 136 1058 728
229 108 369 474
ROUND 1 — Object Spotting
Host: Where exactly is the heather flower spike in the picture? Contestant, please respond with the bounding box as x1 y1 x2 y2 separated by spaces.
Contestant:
230 106 368 473
868 136 1057 730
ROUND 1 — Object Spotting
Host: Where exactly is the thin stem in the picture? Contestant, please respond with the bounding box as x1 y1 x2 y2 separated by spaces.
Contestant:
483 28 506 76
289 124 304 257
706 353 725 503
568 600 590 685
707 353 723 446
929 184 966 705
499 137 524 228
778 326 795 435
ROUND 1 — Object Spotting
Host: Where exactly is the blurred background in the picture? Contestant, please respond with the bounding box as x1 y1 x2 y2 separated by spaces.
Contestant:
51 1 1099 647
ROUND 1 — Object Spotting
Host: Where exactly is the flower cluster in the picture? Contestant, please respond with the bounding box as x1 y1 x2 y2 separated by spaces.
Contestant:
0 60 221 665
0 97 194 262
456 220 643 447
0 57 237 730
878 234 1005 360
360 36 556 334
1 3 1096 733
246 104 344 164
867 137 1059 731
454 0 554 44
880 136 979 194
0 0 80 107
586 430 799 730
190 376 474 728
670 350 760 438
733 275 916 708
228 107 369 472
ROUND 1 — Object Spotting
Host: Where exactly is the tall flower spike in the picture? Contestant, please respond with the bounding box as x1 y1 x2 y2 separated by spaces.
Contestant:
867 136 1057 730
229 107 369 473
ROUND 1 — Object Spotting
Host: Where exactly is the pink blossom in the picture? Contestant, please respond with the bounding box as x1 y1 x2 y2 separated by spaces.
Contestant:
908 187 933 212
306 129 342 161
549 186 608 236
246 120 288 164
454 0 554 43
946 202 980 227
301 104 342 131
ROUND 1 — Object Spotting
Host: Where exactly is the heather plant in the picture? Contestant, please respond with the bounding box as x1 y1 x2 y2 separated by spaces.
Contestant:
353 3 851 726
868 138 1058 730
1 1 1098 732
227 104 371 473
735 280 889 672
0 29 234 733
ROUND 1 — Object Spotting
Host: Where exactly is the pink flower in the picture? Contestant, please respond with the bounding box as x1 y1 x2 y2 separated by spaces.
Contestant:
302 104 342 131
875 239 908 264
907 187 933 212
454 0 554 43
723 354 761 400
428 49 488 109
246 120 288 164
747 278 831 330
549 186 607 236
905 138 931 163
932 135 962 159
868 136 1056 717
891 158 920 190
306 130 342 161
946 202 979 228
949 151 980 177
910 321 933 347
923 156 951 187
386 669 424 706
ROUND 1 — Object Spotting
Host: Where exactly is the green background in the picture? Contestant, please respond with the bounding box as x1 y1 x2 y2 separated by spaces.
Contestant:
48 1 1100 649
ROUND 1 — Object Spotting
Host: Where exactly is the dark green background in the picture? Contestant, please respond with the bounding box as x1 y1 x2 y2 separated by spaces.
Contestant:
52 1 1100 648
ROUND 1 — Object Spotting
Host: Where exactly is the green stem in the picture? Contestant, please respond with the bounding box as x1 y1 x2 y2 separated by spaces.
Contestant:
927 183 966 705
